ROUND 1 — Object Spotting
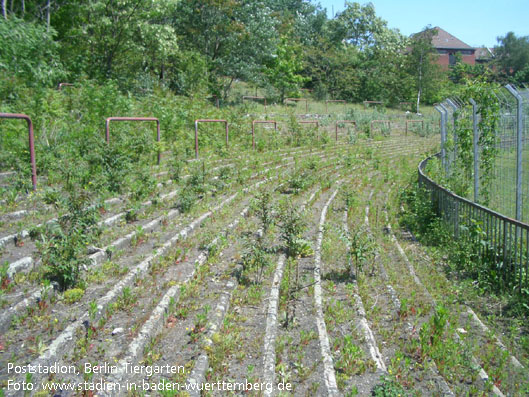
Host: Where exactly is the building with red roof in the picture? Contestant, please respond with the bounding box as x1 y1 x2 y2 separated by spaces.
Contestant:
426 27 476 67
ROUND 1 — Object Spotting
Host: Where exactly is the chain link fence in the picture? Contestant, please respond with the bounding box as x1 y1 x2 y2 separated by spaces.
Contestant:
420 84 528 292
434 84 528 224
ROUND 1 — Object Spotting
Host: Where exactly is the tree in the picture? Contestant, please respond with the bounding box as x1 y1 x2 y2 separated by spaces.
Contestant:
360 28 412 105
264 35 306 102
494 32 529 82
0 16 64 87
329 1 387 50
407 26 443 113
51 0 179 87
173 0 277 97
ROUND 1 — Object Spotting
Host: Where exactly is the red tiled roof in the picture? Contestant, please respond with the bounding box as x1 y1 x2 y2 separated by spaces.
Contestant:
430 27 474 50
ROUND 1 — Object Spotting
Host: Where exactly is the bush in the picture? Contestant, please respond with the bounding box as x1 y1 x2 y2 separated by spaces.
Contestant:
0 17 64 88
63 288 85 304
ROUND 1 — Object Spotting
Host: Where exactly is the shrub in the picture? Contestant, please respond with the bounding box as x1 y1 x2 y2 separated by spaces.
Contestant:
63 288 85 304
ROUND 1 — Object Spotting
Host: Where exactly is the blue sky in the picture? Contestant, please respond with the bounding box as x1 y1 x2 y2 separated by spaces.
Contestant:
315 0 529 48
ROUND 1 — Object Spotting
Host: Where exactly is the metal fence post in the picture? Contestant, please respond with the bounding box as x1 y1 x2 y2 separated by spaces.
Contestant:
469 98 480 203
105 117 161 164
446 99 459 163
505 84 523 221
438 103 449 175
194 119 229 159
0 113 38 191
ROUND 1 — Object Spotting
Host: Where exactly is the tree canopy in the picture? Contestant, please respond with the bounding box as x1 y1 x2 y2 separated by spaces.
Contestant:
0 0 518 103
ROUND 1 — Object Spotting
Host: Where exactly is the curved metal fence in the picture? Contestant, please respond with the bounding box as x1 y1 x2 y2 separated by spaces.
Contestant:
419 154 528 291
434 84 529 224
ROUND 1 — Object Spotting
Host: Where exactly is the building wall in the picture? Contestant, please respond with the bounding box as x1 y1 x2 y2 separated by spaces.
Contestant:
435 51 476 68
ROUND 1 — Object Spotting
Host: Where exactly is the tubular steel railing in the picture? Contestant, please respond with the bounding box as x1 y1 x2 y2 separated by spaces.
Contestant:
405 120 424 135
243 96 267 111
370 120 390 136
105 117 161 164
335 120 356 142
58 83 74 90
325 100 346 113
0 113 37 191
419 154 529 292
194 119 229 159
251 120 277 150
363 100 383 109
284 98 308 113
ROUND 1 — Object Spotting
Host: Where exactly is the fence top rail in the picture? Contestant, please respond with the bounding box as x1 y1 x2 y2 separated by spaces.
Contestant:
0 113 37 191
58 83 74 90
252 120 277 124
0 112 32 121
419 154 529 229
195 119 228 123
106 117 159 123
284 98 307 102
243 96 266 100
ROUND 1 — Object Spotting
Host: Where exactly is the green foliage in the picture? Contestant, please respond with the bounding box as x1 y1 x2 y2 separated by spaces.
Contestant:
63 288 85 304
494 32 529 83
251 189 275 234
455 80 500 205
265 36 307 102
278 201 310 258
407 26 445 111
37 184 100 290
402 181 528 316
341 227 376 276
372 375 409 396
175 0 277 96
241 240 270 284
334 335 368 376
0 17 64 88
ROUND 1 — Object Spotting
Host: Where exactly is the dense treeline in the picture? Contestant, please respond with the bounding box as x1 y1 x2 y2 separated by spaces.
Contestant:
2 0 527 106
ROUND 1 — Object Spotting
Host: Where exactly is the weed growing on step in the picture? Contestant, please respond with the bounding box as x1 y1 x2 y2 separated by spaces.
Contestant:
241 240 270 285
37 185 101 290
278 201 312 258
251 189 275 235
341 227 376 277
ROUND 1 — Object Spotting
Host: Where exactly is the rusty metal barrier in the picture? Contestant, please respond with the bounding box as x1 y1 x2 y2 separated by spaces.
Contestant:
405 120 424 135
299 120 320 140
335 120 356 142
105 117 161 164
325 100 346 113
284 98 308 113
243 96 267 111
251 120 277 149
208 95 220 109
363 100 383 109
400 101 413 110
0 113 37 191
58 83 74 90
299 120 319 128
194 119 229 159
370 120 391 136
419 154 529 291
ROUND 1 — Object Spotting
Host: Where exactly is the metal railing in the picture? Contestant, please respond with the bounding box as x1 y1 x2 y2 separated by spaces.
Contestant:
434 84 528 224
419 154 529 291
0 113 37 191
